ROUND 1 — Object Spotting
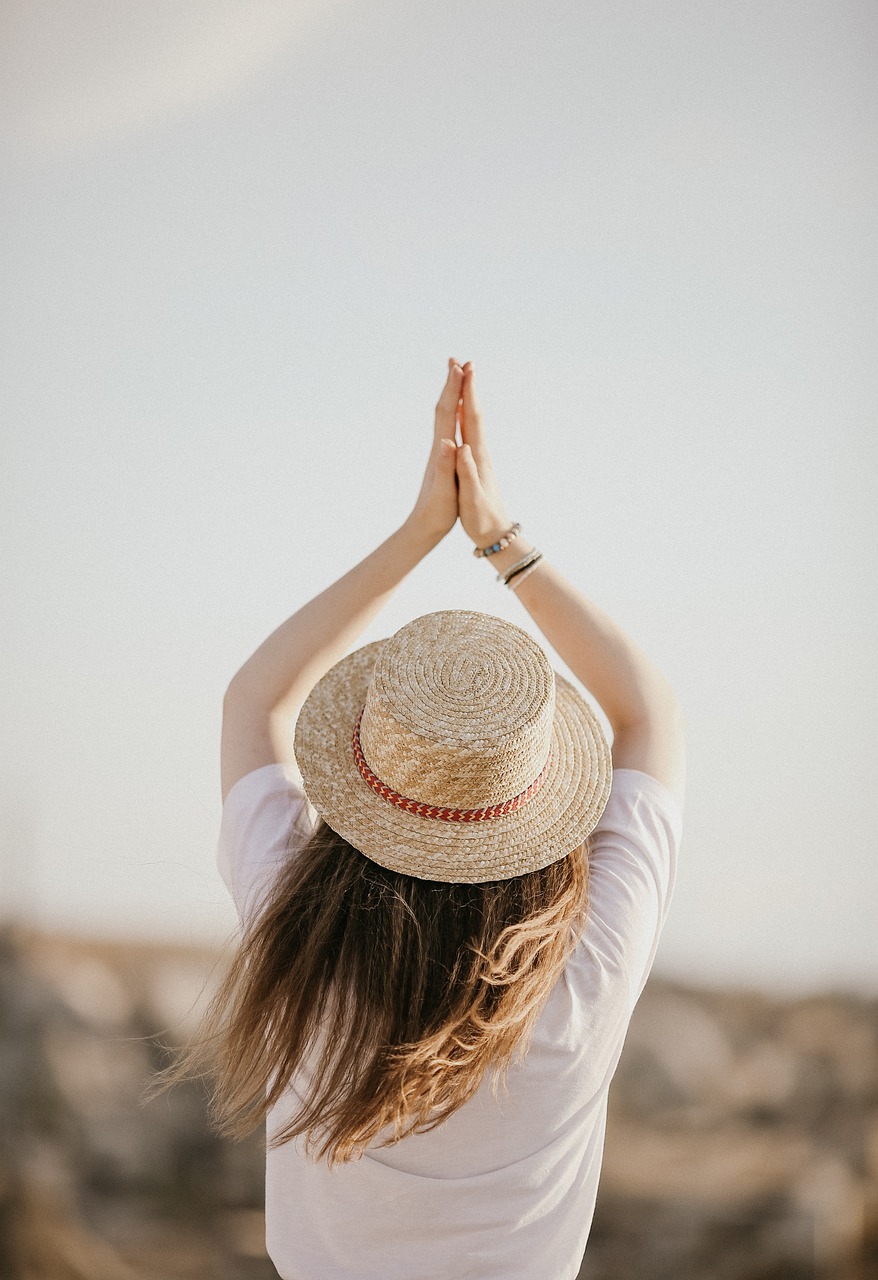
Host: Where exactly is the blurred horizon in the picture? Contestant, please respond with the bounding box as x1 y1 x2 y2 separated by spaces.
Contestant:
1 0 876 996
6 922 875 1275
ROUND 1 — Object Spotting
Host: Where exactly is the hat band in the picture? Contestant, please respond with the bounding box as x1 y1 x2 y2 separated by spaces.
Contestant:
352 709 551 823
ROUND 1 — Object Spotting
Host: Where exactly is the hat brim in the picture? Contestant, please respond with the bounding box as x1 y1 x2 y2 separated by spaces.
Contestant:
294 639 613 883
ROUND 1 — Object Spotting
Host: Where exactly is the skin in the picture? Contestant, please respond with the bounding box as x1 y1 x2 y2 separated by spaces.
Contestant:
221 359 685 808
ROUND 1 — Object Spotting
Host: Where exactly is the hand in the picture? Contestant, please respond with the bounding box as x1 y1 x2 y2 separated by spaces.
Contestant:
455 362 513 547
405 358 464 544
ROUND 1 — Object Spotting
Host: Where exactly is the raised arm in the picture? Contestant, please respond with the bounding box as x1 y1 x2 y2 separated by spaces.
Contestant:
455 363 685 807
220 359 464 803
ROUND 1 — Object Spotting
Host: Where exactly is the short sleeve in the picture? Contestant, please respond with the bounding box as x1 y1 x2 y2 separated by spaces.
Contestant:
579 768 683 1008
217 764 317 927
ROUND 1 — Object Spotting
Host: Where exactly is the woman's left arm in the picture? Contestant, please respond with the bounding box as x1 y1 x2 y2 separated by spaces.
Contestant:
220 360 463 802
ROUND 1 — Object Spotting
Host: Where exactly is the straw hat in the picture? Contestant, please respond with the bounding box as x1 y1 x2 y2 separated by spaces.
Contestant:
293 610 612 883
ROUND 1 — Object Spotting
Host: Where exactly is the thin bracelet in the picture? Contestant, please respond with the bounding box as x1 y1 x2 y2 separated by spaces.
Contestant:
507 555 545 591
496 549 538 583
474 522 521 558
505 553 543 587
505 551 542 584
498 548 541 585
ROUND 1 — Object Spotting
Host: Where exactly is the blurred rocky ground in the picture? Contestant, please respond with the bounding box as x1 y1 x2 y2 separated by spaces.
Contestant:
1 924 876 1280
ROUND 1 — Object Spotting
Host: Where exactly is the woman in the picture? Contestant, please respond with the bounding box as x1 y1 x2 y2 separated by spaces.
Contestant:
201 359 685 1278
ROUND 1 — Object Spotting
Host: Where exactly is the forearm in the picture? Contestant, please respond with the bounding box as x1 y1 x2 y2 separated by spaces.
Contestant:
485 537 679 734
225 518 441 716
455 362 683 797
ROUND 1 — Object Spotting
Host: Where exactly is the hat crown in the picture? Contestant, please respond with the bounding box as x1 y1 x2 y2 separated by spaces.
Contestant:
359 611 555 809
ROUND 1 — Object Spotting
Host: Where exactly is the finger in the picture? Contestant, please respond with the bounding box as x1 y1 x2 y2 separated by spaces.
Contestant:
434 360 464 437
436 358 463 404
438 437 457 466
460 363 487 454
455 441 482 487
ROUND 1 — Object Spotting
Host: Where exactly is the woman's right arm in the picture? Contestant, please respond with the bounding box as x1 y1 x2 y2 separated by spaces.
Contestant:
455 363 685 807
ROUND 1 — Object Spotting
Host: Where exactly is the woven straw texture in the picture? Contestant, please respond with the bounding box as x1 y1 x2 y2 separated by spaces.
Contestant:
294 610 612 883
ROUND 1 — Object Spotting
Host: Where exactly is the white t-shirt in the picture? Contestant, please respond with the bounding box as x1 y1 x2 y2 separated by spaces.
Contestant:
217 765 683 1280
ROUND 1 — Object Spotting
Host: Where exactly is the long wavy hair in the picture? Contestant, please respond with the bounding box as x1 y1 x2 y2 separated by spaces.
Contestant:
154 815 590 1167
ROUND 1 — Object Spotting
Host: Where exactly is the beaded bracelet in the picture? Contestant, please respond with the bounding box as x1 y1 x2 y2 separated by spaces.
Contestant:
473 522 522 558
507 555 544 591
497 547 542 585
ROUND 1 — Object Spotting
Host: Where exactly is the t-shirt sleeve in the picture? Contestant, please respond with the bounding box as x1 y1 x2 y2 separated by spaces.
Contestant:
216 763 318 927
578 767 683 1010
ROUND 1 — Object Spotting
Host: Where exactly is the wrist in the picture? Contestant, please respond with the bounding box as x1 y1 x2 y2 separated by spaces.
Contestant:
468 516 514 551
398 514 448 558
482 537 536 577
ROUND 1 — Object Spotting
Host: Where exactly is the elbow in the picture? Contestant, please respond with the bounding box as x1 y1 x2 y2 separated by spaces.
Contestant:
223 675 242 705
613 674 683 739
667 693 686 745
663 684 685 727
223 670 289 718
654 686 686 747
609 684 686 788
223 672 257 710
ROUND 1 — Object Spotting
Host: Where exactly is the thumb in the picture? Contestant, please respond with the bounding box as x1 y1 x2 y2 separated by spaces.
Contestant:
455 442 480 486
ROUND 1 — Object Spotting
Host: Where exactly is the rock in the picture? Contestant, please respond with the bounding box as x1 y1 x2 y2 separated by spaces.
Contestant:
791 1154 867 1271
722 1038 803 1115
143 952 227 1044
2 926 877 1280
616 988 734 1110
26 952 134 1031
781 997 878 1097
2 1153 141 1280
601 1118 816 1205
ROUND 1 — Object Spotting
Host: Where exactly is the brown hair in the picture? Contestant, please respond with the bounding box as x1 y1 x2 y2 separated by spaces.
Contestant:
155 817 589 1166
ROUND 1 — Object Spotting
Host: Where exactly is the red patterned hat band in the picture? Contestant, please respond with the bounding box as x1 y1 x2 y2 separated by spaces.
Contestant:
352 708 551 823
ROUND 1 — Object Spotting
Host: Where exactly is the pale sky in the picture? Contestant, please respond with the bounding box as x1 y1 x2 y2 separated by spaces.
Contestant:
1 0 876 993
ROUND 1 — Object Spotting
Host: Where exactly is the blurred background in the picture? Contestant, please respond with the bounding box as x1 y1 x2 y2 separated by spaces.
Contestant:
1 1 876 1276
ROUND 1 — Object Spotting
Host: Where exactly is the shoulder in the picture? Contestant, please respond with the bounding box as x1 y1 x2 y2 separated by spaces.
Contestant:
575 767 684 995
588 766 683 906
217 763 317 925
593 767 684 847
